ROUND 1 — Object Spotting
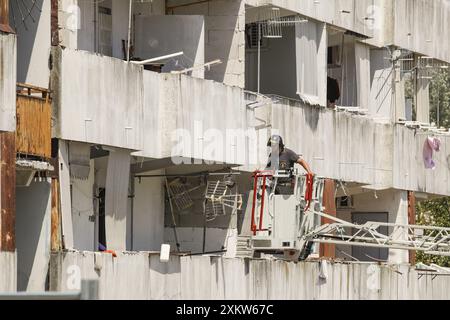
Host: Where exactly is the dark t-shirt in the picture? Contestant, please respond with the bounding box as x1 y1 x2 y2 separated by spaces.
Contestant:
266 148 300 171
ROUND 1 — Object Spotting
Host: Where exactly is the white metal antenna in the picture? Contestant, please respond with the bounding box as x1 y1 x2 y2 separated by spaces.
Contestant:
204 180 242 222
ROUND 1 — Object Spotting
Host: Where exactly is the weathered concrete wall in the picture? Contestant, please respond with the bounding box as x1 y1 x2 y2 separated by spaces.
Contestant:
0 33 16 132
0 252 16 292
392 0 450 64
16 180 51 292
138 71 246 165
246 0 375 38
54 48 144 150
369 48 393 120
59 0 165 58
50 252 450 300
135 15 205 79
393 125 450 197
170 0 246 87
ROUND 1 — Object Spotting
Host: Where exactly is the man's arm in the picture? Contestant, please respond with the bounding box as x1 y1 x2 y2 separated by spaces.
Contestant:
297 158 313 175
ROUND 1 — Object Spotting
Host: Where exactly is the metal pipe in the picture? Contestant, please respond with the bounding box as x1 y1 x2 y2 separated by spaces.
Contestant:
130 51 184 65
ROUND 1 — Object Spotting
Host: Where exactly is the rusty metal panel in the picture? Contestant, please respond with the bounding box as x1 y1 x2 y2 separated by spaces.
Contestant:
0 131 15 252
51 178 62 252
16 92 51 158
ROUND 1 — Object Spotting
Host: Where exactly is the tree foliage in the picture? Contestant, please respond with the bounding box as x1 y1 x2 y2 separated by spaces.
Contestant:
416 198 450 267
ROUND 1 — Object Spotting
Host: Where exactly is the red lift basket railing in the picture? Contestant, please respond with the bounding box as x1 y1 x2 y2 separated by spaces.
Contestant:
250 171 314 236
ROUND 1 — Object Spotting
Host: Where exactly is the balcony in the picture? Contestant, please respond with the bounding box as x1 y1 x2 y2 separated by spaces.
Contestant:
51 48 144 151
16 83 51 158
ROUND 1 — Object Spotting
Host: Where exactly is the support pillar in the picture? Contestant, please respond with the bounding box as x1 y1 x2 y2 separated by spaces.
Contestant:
320 179 336 258
0 132 15 252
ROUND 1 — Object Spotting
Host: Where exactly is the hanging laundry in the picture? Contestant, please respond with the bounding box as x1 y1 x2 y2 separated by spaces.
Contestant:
423 136 441 169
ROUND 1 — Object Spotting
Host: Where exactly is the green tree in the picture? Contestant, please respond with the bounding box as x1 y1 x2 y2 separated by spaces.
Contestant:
430 69 450 128
416 198 450 267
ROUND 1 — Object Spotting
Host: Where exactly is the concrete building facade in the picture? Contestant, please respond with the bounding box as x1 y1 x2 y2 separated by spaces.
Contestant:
1 0 450 299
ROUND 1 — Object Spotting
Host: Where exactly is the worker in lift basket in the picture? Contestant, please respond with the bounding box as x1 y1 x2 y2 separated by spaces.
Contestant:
265 135 314 195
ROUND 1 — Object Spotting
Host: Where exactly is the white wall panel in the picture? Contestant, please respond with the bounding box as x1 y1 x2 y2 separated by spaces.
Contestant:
51 252 450 300
57 49 144 150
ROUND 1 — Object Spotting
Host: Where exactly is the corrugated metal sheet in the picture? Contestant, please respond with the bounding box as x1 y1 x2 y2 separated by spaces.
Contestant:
50 252 450 300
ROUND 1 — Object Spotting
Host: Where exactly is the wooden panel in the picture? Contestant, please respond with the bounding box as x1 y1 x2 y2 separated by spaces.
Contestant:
320 179 336 258
51 178 62 252
16 95 51 158
0 131 15 251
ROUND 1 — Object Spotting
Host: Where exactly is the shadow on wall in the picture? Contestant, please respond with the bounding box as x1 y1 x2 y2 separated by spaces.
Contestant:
12 0 45 85
134 15 205 75
302 101 321 132
149 255 181 275
204 15 238 84
16 179 51 292
170 1 240 84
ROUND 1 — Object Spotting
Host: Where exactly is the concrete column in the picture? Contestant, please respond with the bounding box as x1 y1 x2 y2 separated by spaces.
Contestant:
388 190 409 264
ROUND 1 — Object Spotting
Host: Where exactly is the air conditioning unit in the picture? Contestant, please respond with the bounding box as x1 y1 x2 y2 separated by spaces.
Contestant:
336 196 353 209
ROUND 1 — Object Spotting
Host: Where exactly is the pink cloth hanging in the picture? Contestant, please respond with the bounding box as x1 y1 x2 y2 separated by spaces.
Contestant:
423 136 441 169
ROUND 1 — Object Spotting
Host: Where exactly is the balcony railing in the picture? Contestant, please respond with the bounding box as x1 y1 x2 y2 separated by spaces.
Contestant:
16 83 51 158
